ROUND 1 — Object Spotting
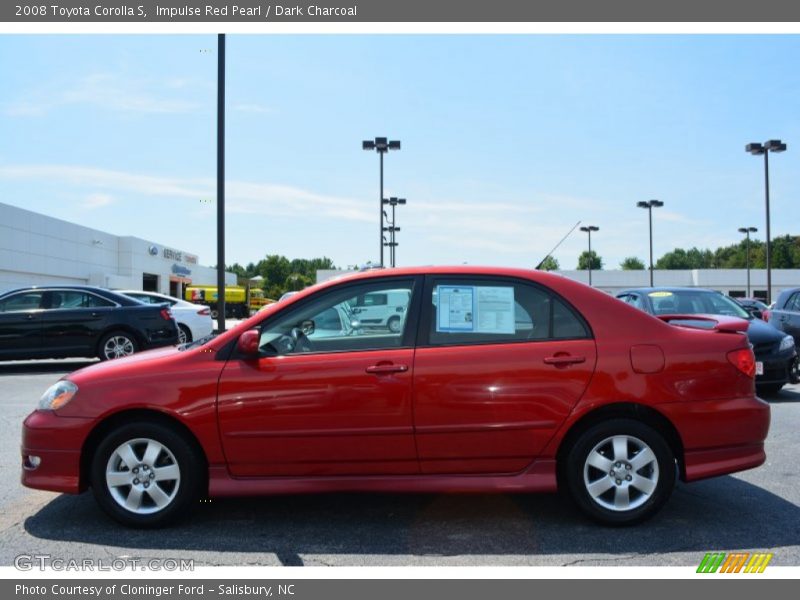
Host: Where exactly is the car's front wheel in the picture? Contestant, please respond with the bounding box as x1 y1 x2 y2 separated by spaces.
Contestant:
564 419 676 526
90 422 203 528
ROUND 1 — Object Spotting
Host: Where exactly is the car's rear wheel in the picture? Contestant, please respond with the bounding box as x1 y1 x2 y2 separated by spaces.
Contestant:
564 419 676 526
177 324 192 344
98 331 138 361
387 316 402 333
90 422 202 528
789 357 799 385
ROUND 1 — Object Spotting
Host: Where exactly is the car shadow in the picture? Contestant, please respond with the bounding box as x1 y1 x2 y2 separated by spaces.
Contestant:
23 475 800 565
0 360 98 375
759 386 800 404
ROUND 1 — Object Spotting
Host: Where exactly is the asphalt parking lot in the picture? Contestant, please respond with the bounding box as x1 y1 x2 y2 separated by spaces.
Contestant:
1 359 798 568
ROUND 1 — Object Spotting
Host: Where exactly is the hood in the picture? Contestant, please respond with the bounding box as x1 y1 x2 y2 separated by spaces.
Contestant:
746 318 787 344
67 345 183 383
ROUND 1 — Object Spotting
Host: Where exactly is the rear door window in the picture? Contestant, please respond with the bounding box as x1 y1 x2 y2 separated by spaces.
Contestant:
426 277 589 346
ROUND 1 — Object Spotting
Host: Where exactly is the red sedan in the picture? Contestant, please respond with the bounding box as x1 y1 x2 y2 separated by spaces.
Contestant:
21 266 770 527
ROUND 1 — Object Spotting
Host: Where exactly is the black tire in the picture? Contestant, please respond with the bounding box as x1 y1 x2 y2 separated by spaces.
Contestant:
757 383 784 396
97 331 138 361
90 421 203 528
177 324 192 344
789 357 799 385
563 418 676 526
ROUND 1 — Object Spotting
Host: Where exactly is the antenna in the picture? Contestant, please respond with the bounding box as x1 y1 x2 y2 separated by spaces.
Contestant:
535 220 581 270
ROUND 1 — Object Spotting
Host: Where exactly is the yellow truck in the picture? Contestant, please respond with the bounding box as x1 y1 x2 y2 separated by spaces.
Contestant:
185 285 270 319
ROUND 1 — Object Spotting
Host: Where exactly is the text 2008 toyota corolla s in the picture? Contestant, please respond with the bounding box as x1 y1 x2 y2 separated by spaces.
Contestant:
21 266 770 527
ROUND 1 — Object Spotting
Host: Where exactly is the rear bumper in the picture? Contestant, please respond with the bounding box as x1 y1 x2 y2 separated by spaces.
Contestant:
657 395 770 482
683 442 765 481
141 326 179 349
21 410 93 494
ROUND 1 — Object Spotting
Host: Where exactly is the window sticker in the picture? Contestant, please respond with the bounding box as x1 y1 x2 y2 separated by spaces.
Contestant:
436 285 516 334
475 286 515 334
437 286 475 331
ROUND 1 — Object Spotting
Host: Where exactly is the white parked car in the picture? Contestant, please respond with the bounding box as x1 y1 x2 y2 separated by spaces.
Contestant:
117 290 213 344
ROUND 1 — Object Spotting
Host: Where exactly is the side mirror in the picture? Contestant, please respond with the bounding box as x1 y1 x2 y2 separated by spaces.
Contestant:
237 329 260 356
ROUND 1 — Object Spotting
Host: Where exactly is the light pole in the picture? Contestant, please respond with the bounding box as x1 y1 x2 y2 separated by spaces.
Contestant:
216 33 226 332
746 139 787 304
738 226 758 298
382 197 406 267
637 199 664 287
579 225 599 286
363 137 400 267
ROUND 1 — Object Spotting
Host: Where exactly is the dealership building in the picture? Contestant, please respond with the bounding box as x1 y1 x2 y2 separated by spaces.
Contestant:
0 202 235 297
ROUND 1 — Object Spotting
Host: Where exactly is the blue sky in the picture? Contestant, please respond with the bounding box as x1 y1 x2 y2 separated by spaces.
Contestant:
1 34 798 270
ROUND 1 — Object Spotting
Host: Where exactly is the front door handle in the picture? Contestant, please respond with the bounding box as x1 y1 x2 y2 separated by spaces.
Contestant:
543 355 586 366
366 363 409 375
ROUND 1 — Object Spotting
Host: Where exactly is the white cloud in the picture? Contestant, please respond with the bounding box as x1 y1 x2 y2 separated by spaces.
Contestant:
82 193 114 209
4 73 200 116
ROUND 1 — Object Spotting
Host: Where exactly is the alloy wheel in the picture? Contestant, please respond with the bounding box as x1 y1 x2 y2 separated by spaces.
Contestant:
105 438 181 515
582 434 659 512
103 335 135 360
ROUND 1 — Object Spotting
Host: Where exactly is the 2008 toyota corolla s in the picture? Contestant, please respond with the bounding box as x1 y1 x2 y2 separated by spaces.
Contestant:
21 266 770 528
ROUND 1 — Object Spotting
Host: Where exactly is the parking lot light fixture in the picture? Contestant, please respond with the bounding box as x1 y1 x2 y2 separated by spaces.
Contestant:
746 139 787 304
579 225 599 286
738 226 758 298
363 137 401 267
637 199 664 287
382 197 406 267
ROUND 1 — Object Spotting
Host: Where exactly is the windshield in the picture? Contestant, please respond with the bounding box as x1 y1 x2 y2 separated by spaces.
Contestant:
648 291 751 319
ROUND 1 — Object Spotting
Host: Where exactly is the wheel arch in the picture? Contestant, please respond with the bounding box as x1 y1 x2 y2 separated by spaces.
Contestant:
80 408 209 493
555 402 686 485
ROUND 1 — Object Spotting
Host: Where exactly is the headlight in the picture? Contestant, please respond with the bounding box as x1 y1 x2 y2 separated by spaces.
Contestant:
779 335 796 352
38 380 78 411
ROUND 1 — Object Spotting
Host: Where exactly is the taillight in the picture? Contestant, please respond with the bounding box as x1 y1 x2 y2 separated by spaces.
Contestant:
727 347 756 378
762 310 771 322
198 308 210 316
160 308 172 321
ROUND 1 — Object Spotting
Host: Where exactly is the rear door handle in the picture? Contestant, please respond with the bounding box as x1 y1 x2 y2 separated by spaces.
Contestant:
366 363 409 374
544 355 586 366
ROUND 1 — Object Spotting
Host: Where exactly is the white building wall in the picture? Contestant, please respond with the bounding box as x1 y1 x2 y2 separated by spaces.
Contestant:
0 202 235 295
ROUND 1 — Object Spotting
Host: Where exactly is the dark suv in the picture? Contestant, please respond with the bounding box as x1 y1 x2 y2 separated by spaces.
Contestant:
768 287 800 383
0 286 179 361
617 287 797 394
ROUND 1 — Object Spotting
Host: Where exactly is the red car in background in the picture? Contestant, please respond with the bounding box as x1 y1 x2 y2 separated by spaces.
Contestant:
21 266 770 527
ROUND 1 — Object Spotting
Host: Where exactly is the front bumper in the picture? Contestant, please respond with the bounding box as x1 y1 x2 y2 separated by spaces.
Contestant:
657 395 770 482
21 410 94 494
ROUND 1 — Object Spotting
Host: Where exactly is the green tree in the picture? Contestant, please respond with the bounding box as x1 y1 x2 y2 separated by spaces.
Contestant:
577 251 602 270
620 256 645 270
537 256 560 271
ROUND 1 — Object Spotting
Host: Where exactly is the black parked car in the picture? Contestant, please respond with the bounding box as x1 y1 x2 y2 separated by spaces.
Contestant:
617 287 797 394
0 286 179 361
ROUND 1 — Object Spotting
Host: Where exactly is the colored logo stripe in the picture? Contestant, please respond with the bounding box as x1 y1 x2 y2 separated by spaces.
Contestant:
697 552 773 573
